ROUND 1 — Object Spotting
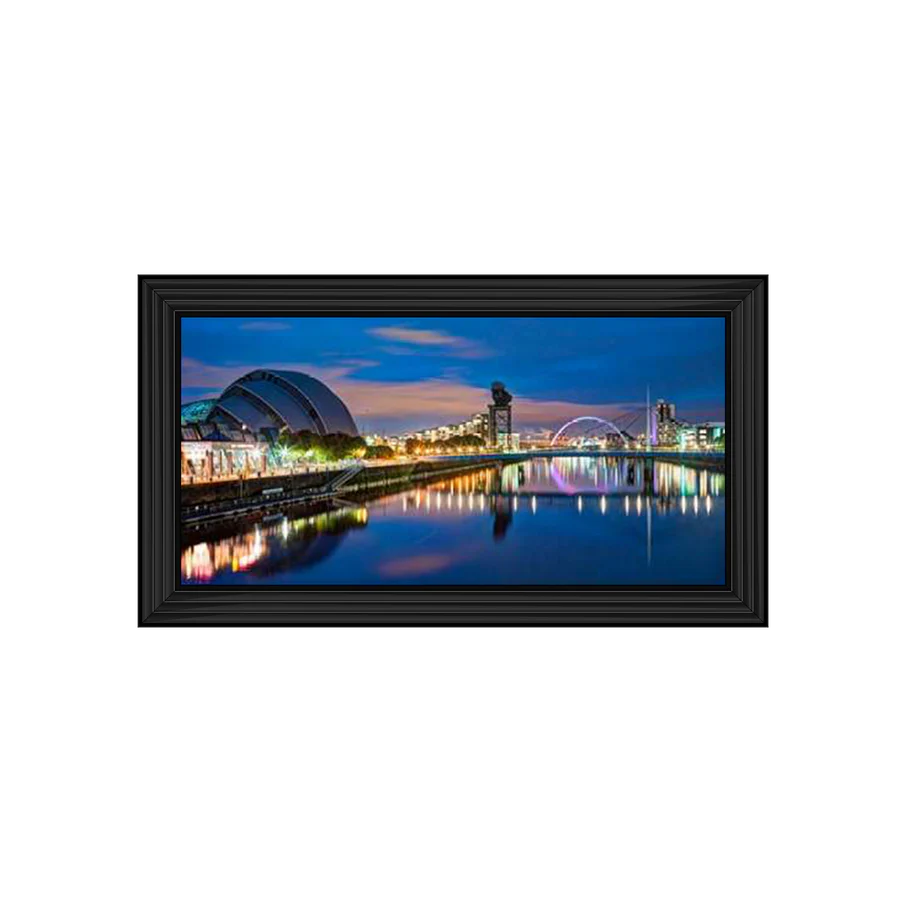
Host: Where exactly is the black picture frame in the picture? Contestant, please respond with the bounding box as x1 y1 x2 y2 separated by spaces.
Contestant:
139 275 767 626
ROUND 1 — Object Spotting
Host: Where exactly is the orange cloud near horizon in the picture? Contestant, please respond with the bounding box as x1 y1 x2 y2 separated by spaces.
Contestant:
181 357 638 431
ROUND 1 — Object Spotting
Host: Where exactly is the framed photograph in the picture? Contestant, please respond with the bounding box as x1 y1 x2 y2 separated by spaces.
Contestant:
139 275 766 625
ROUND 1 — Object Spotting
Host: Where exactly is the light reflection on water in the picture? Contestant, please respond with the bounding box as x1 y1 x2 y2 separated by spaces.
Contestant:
181 456 726 587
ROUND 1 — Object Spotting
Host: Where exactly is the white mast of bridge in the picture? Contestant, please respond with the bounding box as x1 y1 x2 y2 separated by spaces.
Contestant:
646 384 651 453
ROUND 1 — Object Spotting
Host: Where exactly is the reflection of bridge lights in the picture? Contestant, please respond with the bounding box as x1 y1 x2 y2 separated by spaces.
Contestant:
577 496 583 513
706 496 712 515
625 496 630 515
531 495 537 513
479 495 485 511
637 495 642 515
601 496 606 514
681 496 687 514
281 518 289 540
693 496 699 515
513 496 518 511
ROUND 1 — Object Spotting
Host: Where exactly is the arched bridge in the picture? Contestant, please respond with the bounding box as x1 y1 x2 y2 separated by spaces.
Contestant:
550 416 629 447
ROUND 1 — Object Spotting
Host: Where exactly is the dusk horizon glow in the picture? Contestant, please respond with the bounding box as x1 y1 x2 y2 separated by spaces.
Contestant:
181 316 725 434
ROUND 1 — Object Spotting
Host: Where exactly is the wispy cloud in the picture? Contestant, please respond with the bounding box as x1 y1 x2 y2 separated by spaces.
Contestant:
368 326 457 346
336 358 380 369
367 325 492 359
239 321 292 332
181 357 372 390
182 357 637 431
327 376 635 431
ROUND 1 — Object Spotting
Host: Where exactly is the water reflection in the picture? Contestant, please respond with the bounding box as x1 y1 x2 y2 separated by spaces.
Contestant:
491 495 514 541
182 456 726 586
182 505 368 583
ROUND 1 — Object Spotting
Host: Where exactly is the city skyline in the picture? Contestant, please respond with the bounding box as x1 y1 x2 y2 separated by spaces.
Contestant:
181 316 725 434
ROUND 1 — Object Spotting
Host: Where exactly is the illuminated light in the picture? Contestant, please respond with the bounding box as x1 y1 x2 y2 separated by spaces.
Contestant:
577 496 583 513
706 496 712 515
281 518 289 540
637 495 642 515
479 495 485 511
468 494 474 510
531 495 537 513
625 496 630 515
513 496 518 511
681 496 687 514
436 492 442 510
693 496 699 515
601 496 607 514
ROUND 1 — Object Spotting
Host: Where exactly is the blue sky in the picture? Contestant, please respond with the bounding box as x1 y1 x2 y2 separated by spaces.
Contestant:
181 316 725 433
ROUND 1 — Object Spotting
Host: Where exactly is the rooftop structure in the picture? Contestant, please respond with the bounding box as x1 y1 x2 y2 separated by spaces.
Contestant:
181 369 358 438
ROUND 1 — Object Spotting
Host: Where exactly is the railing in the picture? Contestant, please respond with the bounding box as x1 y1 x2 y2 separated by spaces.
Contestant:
324 461 365 492
181 460 356 486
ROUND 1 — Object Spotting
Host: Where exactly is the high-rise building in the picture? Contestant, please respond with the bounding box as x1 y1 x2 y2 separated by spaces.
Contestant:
656 399 678 446
467 412 488 439
656 399 675 421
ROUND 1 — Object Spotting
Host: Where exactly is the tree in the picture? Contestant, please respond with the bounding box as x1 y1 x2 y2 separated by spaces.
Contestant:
277 430 368 463
271 439 295 467
365 445 395 460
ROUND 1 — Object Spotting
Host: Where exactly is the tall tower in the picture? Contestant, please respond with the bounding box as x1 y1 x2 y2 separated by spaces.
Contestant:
488 382 513 449
646 385 651 452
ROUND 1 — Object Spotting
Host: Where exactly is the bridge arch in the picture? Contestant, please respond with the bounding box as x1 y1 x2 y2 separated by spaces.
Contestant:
550 416 627 447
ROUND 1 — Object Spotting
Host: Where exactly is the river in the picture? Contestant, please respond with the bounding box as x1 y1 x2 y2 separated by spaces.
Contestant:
181 455 725 587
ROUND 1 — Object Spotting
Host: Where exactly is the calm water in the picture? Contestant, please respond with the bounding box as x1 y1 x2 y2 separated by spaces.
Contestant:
181 456 725 587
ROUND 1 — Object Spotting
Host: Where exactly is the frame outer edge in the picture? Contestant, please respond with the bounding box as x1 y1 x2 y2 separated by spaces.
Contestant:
127 272 141 631
766 272 778 632
128 272 777 632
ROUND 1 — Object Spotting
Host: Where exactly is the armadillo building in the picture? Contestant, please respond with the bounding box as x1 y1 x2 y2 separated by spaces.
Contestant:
180 369 358 482
206 369 358 436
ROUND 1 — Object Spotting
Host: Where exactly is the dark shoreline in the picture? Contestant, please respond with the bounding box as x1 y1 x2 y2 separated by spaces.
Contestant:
181 458 504 544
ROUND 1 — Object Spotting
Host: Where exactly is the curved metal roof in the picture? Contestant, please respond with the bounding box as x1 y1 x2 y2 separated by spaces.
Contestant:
209 369 358 436
266 370 357 435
